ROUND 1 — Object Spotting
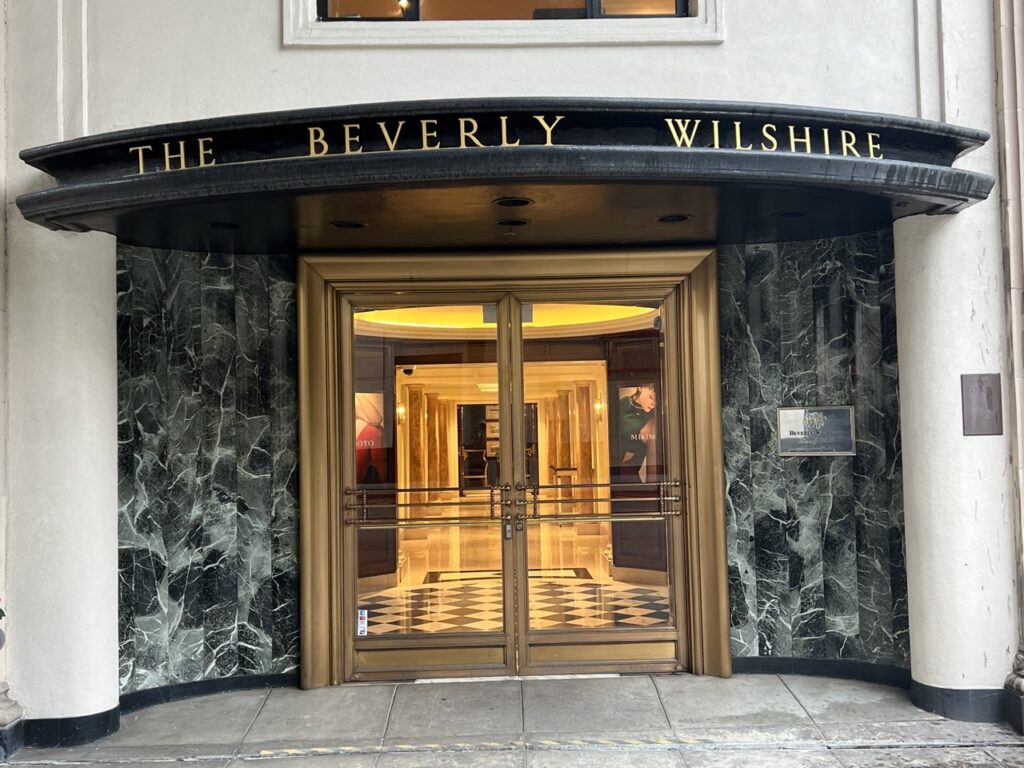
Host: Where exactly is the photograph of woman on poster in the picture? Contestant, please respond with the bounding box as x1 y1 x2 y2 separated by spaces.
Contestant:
616 384 658 483
355 392 386 486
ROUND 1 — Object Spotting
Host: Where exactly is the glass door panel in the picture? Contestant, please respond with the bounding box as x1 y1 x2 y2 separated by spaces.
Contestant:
342 289 685 677
350 303 507 638
514 300 679 640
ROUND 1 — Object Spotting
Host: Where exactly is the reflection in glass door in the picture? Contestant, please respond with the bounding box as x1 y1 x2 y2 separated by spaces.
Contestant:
518 301 673 630
350 304 508 642
344 295 685 676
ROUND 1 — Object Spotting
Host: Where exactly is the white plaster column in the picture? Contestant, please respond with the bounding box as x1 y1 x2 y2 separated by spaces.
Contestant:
4 219 119 720
894 203 1019 711
891 0 1021 719
1 0 118 727
0 0 23 745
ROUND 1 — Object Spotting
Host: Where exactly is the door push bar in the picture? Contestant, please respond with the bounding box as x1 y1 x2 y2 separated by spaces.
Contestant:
510 479 682 529
342 481 681 533
343 484 516 531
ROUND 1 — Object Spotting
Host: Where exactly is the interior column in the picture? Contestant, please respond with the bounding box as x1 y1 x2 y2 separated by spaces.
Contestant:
426 393 440 499
5 222 119 740
407 385 426 505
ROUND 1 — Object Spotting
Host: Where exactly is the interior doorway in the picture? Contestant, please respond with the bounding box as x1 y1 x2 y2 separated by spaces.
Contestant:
298 250 731 684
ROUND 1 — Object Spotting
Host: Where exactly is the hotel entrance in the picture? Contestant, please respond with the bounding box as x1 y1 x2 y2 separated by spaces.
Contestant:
298 249 731 684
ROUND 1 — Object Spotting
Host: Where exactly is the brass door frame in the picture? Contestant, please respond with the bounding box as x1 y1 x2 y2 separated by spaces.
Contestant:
298 249 730 687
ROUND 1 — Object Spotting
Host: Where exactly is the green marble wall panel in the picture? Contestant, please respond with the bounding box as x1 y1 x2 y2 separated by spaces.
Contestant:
720 230 908 666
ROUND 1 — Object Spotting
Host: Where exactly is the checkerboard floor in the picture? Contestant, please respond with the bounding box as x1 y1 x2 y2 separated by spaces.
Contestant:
358 578 671 634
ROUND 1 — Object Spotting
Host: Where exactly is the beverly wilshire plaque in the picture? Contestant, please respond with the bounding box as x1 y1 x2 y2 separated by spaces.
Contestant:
777 406 856 456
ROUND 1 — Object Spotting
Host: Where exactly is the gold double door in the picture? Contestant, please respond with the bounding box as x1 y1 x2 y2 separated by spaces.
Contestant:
298 250 731 686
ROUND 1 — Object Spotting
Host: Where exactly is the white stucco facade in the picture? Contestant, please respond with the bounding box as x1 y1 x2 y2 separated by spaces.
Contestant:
0 0 1020 724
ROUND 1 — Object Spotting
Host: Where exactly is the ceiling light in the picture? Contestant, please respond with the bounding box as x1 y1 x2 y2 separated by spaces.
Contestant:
492 196 534 208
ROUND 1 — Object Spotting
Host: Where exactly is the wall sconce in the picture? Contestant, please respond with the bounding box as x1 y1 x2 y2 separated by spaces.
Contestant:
398 0 410 15
594 395 604 423
396 402 407 425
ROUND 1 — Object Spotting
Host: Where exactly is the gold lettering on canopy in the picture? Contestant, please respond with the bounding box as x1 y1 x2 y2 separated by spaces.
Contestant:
123 112 886 175
308 126 329 157
459 117 485 149
343 123 363 155
733 121 753 151
197 137 216 167
867 132 883 159
841 130 860 157
533 115 565 146
421 119 441 150
379 120 405 151
163 140 188 171
499 115 520 147
665 118 701 147
129 145 153 174
789 126 812 153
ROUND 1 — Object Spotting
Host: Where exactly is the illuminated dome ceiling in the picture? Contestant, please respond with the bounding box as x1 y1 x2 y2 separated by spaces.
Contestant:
355 303 659 339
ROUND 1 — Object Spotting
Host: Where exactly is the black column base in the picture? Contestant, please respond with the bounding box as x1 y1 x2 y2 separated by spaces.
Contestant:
24 706 120 748
910 680 1005 722
0 718 25 760
1005 686 1024 734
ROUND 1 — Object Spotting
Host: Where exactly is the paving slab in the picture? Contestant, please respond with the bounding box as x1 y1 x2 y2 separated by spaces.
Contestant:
781 675 938 724
385 680 523 740
987 746 1024 766
86 744 241 761
527 747 685 767
523 676 669 734
231 756 377 767
11 762 230 768
683 749 842 767
88 689 269 757
242 683 396 747
832 746 1008 767
378 749 525 767
8 744 97 762
526 728 675 748
672 723 826 748
654 673 811 727
818 718 1024 748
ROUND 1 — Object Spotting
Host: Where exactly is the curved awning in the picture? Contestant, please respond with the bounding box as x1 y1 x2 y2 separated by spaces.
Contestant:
17 98 992 253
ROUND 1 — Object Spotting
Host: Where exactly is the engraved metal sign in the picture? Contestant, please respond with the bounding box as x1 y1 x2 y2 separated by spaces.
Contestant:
961 373 1002 436
777 406 856 456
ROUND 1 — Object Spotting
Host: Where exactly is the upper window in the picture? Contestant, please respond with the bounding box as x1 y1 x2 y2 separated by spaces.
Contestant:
319 0 688 21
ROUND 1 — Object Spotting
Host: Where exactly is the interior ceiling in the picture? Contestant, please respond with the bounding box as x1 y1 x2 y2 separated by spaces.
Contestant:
355 303 658 340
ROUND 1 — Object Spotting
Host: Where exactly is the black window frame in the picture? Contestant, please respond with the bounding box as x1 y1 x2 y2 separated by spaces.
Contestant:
317 0 689 22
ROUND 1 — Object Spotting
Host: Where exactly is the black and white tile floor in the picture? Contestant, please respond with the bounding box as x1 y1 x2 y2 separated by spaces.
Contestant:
359 577 672 634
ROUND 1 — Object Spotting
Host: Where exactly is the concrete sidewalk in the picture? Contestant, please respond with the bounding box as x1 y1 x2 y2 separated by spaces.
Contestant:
8 674 1024 767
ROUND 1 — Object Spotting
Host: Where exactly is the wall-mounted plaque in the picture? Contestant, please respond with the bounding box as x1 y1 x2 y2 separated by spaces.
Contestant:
777 406 856 456
961 373 1002 436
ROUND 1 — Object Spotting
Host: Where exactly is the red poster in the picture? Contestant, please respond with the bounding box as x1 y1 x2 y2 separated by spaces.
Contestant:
355 392 387 485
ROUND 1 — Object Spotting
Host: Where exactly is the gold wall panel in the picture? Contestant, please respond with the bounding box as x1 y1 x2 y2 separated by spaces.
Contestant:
529 642 678 664
356 646 506 672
